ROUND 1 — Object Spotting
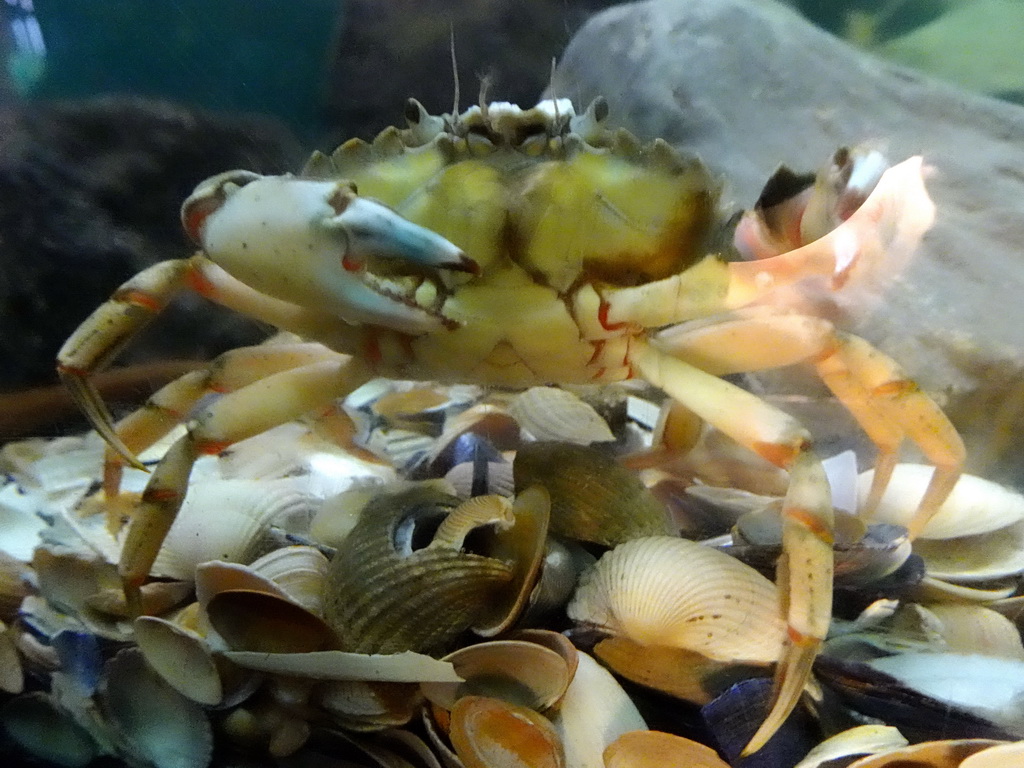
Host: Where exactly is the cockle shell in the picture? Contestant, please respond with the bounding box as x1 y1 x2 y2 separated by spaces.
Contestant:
514 442 674 546
323 486 516 654
152 477 320 580
449 695 564 768
568 536 784 663
604 731 731 768
509 386 615 445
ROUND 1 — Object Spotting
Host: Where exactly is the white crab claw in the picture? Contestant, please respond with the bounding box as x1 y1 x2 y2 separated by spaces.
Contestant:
182 173 475 333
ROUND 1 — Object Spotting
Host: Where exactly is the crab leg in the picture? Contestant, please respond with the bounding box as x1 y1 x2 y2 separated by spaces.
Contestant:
102 340 344 496
57 254 367 467
654 310 965 535
120 355 372 613
629 339 832 754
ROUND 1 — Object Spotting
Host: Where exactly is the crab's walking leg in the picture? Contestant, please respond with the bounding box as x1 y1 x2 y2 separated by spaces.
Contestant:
120 355 372 613
655 311 965 537
102 341 344 496
57 254 366 467
629 339 832 755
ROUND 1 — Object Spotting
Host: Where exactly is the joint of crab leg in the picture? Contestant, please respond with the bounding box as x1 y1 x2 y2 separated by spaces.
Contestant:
324 191 480 276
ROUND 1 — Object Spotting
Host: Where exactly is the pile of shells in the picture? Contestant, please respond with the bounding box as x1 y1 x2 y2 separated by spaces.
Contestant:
2 380 1024 767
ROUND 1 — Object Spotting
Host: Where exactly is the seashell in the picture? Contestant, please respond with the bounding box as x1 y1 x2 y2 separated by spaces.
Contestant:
194 560 292 607
445 459 515 499
568 536 784 663
592 636 757 706
507 628 580 684
221 648 461 683
701 676 819 766
472 487 551 637
859 465 1024 539
549 651 648 768
85 579 192 618
134 616 224 706
421 639 572 713
914 603 1024 660
604 730 731 768
101 647 213 768
908 575 1018 604
323 486 515 654
30 547 133 640
509 386 615 444
913 519 1024 582
960 741 1024 767
519 538 594 626
0 481 49 561
846 739 1008 768
514 442 674 546
449 695 564 768
0 691 99 768
371 385 455 431
205 589 337 654
793 725 909 768
152 477 320 580
247 545 330 614
817 655 1018 743
865 653 1024 736
317 680 421 730
425 402 521 470
0 550 31 621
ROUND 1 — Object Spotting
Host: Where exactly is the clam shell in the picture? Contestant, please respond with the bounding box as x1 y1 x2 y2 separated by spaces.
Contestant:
324 486 515 654
549 651 648 768
134 616 223 706
960 741 1024 767
0 692 99 768
914 519 1024 582
792 725 909 768
247 545 330 614
604 731 731 768
915 603 1024 659
847 740 1007 768
318 680 421 730
205 589 337 653
509 386 615 445
152 478 319 580
568 536 784 663
101 647 213 768
449 696 564 768
421 639 572 713
514 442 674 546
860 465 1024 539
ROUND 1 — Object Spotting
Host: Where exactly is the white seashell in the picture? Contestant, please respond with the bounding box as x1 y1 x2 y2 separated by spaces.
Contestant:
568 536 784 663
866 653 1024 735
960 741 1024 767
915 604 1024 660
549 651 648 768
859 465 1024 539
793 725 909 768
134 616 223 706
914 519 1024 582
509 386 615 444
152 478 319 580
908 576 1018 604
0 482 48 561
220 649 462 683
247 545 330 614
445 460 516 499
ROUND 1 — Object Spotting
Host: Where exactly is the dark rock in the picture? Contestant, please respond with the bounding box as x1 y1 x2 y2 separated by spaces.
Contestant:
0 96 305 392
550 0 1024 483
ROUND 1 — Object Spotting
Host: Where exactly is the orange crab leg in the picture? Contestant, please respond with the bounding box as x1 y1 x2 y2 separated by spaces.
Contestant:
120 355 372 613
102 340 344 496
628 339 833 754
57 254 366 468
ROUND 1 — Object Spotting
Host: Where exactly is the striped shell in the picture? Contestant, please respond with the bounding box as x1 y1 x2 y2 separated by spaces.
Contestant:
567 536 784 663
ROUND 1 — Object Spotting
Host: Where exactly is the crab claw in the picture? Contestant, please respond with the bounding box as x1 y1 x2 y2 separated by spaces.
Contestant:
182 172 478 333
327 189 480 276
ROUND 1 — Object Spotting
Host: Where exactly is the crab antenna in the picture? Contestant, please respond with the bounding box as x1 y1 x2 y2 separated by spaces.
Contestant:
478 74 493 120
449 25 460 119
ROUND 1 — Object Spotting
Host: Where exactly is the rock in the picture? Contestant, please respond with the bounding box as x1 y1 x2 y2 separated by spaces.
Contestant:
550 0 1024 483
0 97 305 393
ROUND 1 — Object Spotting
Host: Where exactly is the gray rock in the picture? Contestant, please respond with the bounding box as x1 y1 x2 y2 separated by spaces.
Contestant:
550 0 1024 483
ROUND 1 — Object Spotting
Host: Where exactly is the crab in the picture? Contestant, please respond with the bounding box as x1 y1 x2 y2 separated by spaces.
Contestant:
57 96 964 754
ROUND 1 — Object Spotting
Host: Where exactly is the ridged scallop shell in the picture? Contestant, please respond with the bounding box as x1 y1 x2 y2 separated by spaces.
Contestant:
323 487 515 654
152 478 319 580
568 536 783 663
247 545 330 614
860 465 1024 540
